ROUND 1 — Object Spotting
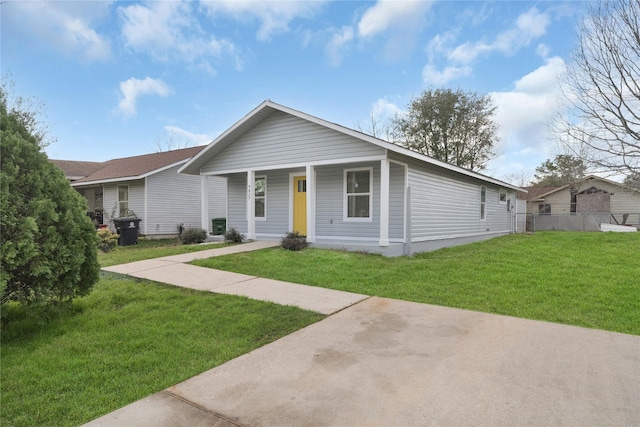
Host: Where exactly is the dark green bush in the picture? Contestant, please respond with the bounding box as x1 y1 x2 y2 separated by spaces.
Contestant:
180 228 208 244
281 231 308 251
0 94 100 306
224 227 245 243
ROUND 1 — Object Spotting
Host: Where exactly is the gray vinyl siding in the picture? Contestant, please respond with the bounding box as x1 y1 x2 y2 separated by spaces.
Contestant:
208 176 228 224
103 180 144 232
407 161 510 242
315 163 380 240
227 173 248 233
389 162 405 240
103 167 227 235
200 111 384 174
256 169 293 236
147 166 200 234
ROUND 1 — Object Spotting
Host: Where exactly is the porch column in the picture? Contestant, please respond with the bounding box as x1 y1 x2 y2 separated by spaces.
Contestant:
306 164 316 242
247 170 256 240
200 176 209 232
379 159 390 246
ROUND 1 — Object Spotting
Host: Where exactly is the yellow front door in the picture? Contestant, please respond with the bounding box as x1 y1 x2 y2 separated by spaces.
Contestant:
293 176 307 235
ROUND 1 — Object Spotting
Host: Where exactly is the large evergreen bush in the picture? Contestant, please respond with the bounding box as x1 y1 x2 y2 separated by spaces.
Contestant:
0 94 100 305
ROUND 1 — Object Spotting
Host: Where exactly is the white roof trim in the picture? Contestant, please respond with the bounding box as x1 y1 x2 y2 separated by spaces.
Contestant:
534 175 636 199
178 100 524 192
71 158 189 187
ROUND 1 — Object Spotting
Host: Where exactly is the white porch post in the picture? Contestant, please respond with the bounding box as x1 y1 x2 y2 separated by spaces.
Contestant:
247 170 256 240
200 176 209 232
306 164 316 243
379 159 390 247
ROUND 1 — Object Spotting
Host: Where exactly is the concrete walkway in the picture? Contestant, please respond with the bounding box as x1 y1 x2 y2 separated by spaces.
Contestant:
88 242 640 426
102 241 368 315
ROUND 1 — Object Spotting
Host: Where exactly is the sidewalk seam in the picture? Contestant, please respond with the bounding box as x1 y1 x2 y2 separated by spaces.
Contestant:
164 390 245 427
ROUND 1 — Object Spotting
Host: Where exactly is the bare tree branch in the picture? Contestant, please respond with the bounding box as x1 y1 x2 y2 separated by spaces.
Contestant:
555 0 640 175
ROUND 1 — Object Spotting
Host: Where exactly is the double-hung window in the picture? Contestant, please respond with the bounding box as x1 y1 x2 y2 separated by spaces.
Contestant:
255 176 266 219
344 168 372 221
480 186 486 220
118 185 129 217
499 189 507 204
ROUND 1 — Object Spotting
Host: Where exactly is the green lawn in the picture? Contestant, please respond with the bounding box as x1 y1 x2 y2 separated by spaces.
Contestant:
1 274 323 426
193 232 640 335
98 237 228 267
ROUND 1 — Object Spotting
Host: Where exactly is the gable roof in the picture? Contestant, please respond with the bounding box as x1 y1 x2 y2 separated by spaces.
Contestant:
179 100 524 192
51 159 105 181
57 146 205 187
532 175 639 200
518 186 561 201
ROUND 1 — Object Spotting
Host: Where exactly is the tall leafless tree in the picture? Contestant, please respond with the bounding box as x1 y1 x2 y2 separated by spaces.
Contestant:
556 0 640 175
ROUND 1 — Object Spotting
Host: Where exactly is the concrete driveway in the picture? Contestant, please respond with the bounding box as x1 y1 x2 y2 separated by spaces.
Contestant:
86 297 639 427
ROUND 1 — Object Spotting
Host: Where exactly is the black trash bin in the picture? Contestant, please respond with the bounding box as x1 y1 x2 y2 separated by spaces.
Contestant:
113 217 142 246
211 218 226 235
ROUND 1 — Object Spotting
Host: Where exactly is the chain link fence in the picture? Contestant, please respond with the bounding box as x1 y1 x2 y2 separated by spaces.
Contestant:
515 212 640 232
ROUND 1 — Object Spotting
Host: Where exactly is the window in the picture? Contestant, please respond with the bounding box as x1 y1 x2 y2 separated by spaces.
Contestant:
480 186 486 220
255 176 266 218
499 189 507 204
117 185 129 217
344 168 372 221
538 203 551 215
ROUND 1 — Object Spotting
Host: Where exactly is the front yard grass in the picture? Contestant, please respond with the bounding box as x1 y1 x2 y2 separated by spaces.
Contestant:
1 274 323 427
98 237 228 267
193 232 640 335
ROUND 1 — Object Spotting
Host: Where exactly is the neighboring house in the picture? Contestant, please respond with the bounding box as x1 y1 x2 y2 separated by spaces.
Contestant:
52 147 227 237
520 176 640 231
179 101 524 256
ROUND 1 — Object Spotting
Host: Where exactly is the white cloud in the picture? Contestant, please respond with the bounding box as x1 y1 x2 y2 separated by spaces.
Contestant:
4 1 111 62
536 43 551 58
118 77 173 117
119 1 240 71
201 1 326 41
164 125 213 145
449 7 551 64
372 98 403 122
325 26 355 67
357 0 432 38
422 7 552 87
422 64 473 86
488 57 566 175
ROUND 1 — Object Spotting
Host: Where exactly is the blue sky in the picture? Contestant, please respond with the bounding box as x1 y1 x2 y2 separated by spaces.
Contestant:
2 0 586 183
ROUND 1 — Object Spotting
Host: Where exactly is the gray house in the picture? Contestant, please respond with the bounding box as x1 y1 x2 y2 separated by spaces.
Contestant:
180 101 523 256
53 147 227 237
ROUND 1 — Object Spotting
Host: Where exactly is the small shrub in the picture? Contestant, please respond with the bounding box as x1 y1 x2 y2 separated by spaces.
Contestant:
281 231 308 251
180 228 207 245
97 228 118 253
225 227 245 243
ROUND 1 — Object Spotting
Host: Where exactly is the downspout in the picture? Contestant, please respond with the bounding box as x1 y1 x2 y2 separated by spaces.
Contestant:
404 186 412 256
144 177 148 235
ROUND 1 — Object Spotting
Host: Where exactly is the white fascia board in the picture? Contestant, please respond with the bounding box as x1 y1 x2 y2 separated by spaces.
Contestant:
178 101 272 175
71 159 188 187
266 102 526 192
198 155 387 176
178 99 526 193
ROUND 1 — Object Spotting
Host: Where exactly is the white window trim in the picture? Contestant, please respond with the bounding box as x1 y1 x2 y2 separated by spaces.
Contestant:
343 167 373 223
117 185 129 217
499 188 507 204
255 175 266 221
480 185 487 221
